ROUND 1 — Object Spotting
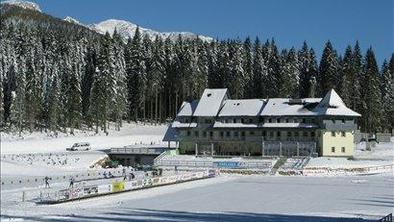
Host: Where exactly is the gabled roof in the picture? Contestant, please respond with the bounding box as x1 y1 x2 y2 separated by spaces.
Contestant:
313 89 361 117
260 98 321 116
177 100 199 116
193 88 228 117
218 99 266 116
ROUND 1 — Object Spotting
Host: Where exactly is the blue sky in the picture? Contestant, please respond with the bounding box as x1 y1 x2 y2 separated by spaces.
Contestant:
27 0 393 64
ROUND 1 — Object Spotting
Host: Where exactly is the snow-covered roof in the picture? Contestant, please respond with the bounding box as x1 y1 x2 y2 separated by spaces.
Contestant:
162 124 179 141
261 123 318 128
174 88 361 118
213 122 259 128
172 121 197 128
259 98 321 116
177 100 199 116
193 89 228 117
218 99 266 116
313 89 361 117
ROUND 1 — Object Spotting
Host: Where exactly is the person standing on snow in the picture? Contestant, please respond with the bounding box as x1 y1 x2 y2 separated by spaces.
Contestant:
44 176 50 188
69 176 75 188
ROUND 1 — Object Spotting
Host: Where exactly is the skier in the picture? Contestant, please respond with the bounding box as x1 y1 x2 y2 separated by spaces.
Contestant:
103 171 107 178
69 176 75 188
44 176 50 188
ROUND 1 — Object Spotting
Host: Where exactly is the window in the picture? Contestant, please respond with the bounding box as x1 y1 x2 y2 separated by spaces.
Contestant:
311 132 315 137
194 131 199 137
269 131 274 137
209 131 213 137
205 119 211 124
341 147 345 153
234 131 239 137
241 132 245 137
277 118 280 123
259 117 264 123
277 131 281 137
262 131 266 137
226 131 230 137
287 131 292 137
342 119 346 124
220 131 224 138
341 131 346 137
303 131 308 137
187 131 191 136
233 118 237 123
331 147 335 153
249 119 253 123
302 118 306 123
241 119 245 123
286 118 289 123
331 131 336 137
294 132 299 137
203 132 207 137
269 118 272 123
250 131 255 136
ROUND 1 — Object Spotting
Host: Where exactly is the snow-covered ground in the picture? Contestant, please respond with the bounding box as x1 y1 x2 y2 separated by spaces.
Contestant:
1 122 168 154
1 125 393 221
1 174 393 221
305 141 393 170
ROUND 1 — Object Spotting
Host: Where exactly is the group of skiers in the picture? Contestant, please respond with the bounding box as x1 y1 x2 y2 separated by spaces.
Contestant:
44 176 75 189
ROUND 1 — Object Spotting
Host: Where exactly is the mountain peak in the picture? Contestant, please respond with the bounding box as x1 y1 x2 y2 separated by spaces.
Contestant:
1 0 41 12
64 16 83 25
93 19 213 42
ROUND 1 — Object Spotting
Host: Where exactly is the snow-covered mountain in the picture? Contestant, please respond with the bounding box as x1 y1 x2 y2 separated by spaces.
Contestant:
63 16 85 26
91 19 213 42
1 0 41 12
2 0 213 42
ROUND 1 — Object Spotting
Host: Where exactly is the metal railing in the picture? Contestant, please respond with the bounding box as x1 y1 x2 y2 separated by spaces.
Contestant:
110 147 167 155
155 158 273 170
379 213 392 222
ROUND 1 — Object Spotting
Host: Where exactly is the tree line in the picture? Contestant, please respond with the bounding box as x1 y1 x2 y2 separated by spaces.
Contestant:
0 20 393 135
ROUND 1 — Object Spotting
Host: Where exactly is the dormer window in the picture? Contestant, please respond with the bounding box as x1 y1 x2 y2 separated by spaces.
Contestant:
207 93 212 97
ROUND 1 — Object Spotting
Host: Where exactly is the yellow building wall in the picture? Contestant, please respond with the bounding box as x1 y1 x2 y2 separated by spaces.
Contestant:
320 131 354 157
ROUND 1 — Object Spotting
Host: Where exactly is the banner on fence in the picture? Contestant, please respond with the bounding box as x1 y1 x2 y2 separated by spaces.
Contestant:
69 187 84 199
112 181 125 192
98 184 111 194
84 185 98 196
213 161 240 169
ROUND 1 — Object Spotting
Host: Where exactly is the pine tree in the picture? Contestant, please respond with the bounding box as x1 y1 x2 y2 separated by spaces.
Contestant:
24 58 41 132
67 59 83 134
298 42 318 98
266 39 281 97
251 37 267 98
111 29 128 130
380 57 393 132
361 48 382 133
10 60 25 136
90 32 114 133
47 75 60 132
280 47 299 98
125 27 146 121
340 45 353 107
243 37 253 98
318 41 340 96
227 39 245 98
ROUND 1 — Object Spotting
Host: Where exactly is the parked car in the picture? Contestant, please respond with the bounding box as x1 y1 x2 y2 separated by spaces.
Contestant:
66 142 91 151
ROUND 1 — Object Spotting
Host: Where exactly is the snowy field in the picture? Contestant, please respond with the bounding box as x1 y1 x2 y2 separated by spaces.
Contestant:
0 122 168 154
1 174 393 221
1 125 393 221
